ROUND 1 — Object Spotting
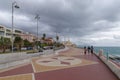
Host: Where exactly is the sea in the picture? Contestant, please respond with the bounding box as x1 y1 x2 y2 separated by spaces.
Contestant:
93 47 120 63
94 47 120 55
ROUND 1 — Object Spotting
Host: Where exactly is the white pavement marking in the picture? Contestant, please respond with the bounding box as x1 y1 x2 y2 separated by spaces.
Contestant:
31 60 36 73
32 73 35 80
0 73 32 78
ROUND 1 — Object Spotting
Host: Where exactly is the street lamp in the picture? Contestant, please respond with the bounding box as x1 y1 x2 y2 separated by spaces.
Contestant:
11 2 20 53
35 14 40 49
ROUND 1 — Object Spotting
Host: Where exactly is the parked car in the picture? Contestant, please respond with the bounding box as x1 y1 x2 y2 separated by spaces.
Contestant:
39 48 43 52
21 47 27 50
43 46 53 50
13 47 17 51
49 46 53 49
43 46 49 50
27 47 33 50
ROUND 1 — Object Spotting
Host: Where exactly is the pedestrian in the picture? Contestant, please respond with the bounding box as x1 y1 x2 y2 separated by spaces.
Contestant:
87 46 91 54
91 46 94 55
84 46 87 55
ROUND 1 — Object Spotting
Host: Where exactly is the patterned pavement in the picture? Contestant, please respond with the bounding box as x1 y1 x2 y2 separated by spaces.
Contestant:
0 47 119 80
32 56 97 73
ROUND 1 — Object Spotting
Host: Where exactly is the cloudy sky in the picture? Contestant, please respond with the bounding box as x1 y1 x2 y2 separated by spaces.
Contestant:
0 0 120 46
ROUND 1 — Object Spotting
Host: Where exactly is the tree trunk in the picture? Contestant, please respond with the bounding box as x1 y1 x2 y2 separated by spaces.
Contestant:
3 45 6 53
19 44 21 51
17 45 19 51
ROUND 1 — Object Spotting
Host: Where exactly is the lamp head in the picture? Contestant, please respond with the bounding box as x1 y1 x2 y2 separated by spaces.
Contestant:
14 5 20 9
35 14 40 19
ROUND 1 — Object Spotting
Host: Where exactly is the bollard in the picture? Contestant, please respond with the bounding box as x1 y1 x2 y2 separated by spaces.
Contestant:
106 52 109 61
99 49 103 57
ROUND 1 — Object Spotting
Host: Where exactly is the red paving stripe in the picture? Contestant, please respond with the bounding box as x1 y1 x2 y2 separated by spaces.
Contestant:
35 64 119 80
35 55 119 80
0 64 33 77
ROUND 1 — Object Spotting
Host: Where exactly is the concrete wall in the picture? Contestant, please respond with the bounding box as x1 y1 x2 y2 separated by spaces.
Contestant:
0 59 30 70
0 49 56 69
95 53 120 79
0 52 28 64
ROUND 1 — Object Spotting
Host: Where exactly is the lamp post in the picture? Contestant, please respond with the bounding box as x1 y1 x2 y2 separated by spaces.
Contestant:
35 14 40 49
11 2 20 53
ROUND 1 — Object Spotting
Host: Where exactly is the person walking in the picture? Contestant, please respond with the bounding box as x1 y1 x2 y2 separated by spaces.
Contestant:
84 46 87 55
87 46 91 54
91 46 94 55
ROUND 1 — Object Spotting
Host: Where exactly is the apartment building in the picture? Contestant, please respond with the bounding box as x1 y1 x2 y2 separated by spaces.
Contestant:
0 25 6 37
0 25 37 42
19 33 36 42
0 25 23 37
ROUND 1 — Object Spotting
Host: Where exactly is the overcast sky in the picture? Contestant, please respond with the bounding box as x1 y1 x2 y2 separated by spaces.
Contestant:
0 0 120 46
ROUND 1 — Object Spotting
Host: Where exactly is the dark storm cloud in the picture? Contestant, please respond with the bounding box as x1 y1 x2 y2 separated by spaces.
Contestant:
0 0 120 41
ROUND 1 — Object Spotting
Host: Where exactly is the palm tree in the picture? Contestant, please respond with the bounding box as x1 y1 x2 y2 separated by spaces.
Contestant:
31 38 35 51
56 35 59 42
14 36 23 51
42 33 46 40
4 37 11 53
0 37 4 53
0 37 11 53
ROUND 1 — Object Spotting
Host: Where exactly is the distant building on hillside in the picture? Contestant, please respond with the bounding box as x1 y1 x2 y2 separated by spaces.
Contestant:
63 40 76 47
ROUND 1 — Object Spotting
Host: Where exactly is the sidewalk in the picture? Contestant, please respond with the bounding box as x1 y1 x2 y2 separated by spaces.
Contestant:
0 47 119 80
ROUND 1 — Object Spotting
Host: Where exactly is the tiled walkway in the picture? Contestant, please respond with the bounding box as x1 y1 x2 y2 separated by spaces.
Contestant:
0 47 119 80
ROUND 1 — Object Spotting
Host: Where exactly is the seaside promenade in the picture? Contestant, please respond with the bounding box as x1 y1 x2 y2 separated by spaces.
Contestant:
0 47 119 80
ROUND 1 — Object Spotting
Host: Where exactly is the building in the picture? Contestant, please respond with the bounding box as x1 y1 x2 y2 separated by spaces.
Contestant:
0 25 37 43
5 28 12 38
0 25 6 37
63 40 76 47
0 25 23 38
40 37 54 44
14 29 23 35
0 25 56 44
19 33 36 42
